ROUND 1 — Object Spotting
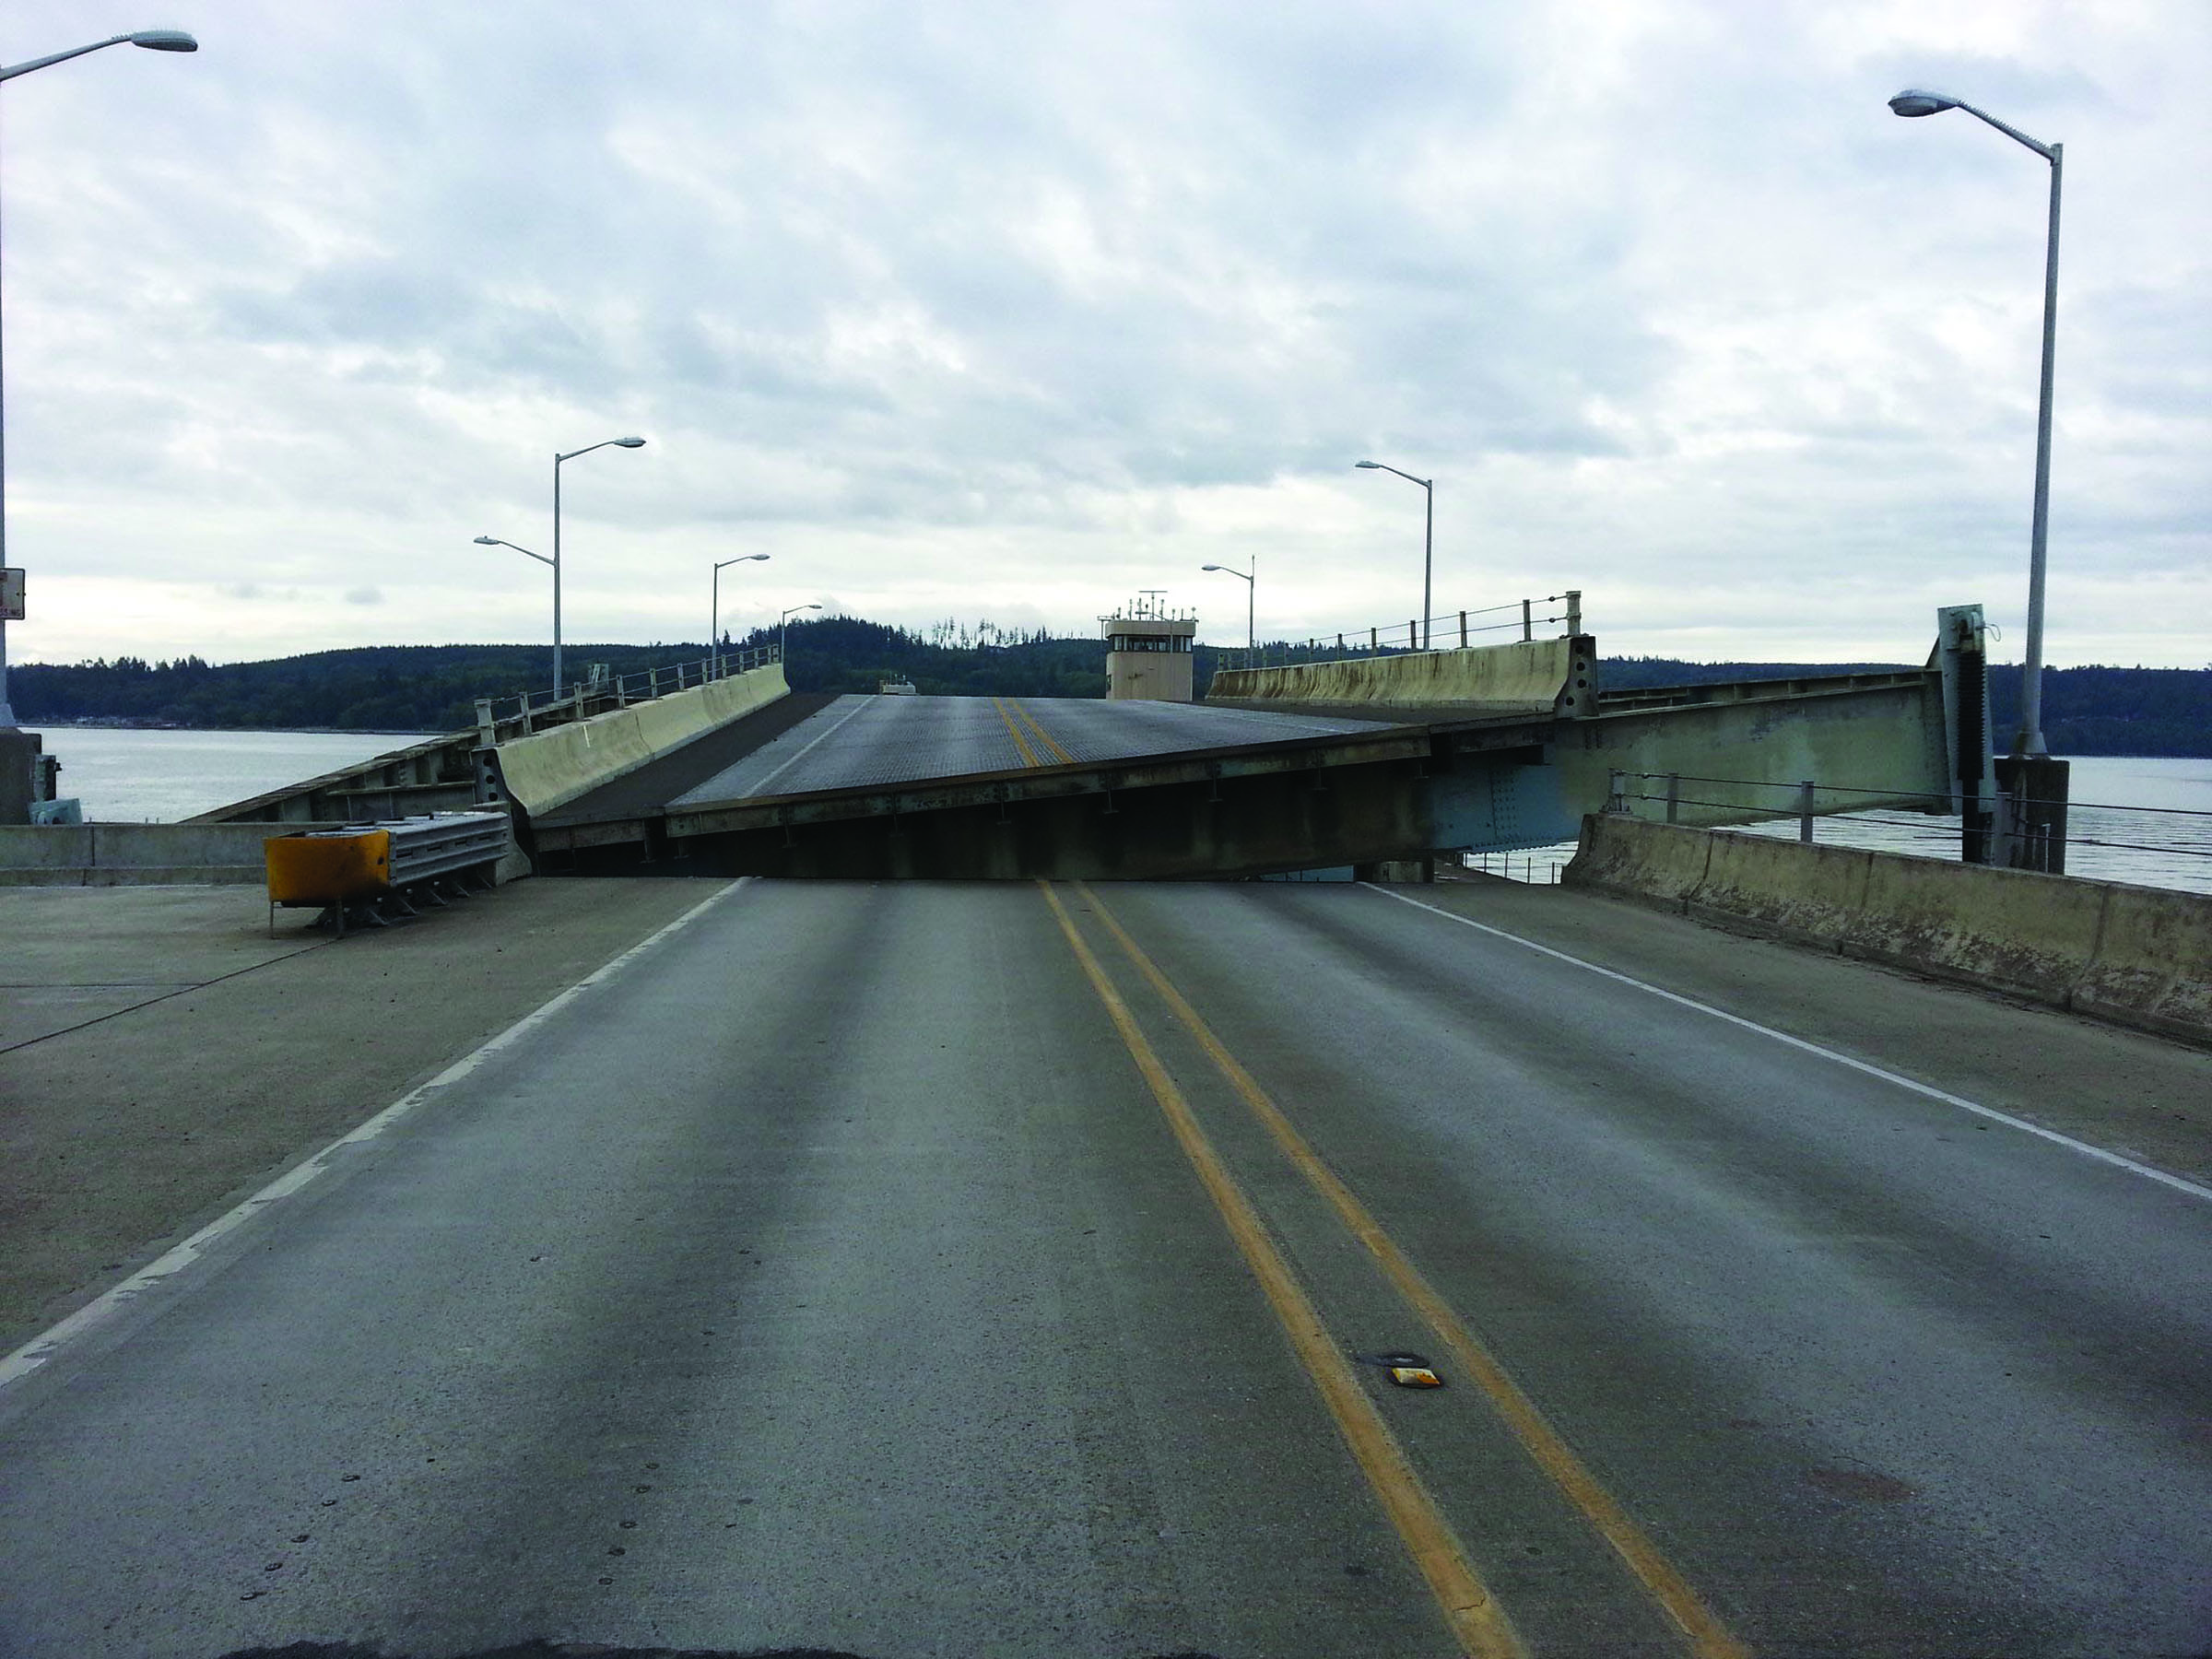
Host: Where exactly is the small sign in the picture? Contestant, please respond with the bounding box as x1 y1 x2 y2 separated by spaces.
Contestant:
0 568 20 622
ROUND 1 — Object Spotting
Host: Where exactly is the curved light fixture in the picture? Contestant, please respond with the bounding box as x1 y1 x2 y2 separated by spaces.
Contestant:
128 30 198 52
1888 89 1956 118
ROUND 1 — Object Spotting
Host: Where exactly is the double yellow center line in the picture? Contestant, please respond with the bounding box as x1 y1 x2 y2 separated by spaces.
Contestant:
1042 879 1749 1659
993 696 1075 768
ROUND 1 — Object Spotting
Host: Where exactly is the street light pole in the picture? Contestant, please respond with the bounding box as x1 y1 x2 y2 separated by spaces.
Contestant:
549 435 646 701
780 603 821 665
1199 559 1255 660
0 29 198 727
712 554 770 677
1355 460 1435 649
1890 88 2061 758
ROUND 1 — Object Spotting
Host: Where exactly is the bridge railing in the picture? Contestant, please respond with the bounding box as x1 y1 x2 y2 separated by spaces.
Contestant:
1606 769 2212 889
474 642 783 745
1206 590 1583 674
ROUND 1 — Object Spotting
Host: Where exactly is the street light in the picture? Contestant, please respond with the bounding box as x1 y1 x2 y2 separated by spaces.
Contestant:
1355 460 1435 649
712 554 770 676
1889 87 2062 758
0 27 199 728
549 435 646 700
474 535 557 694
780 603 821 664
1200 559 1254 659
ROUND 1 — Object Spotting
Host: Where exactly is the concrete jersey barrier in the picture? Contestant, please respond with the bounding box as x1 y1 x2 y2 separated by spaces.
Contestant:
0 821 347 887
493 661 789 819
1208 637 1586 713
1565 814 2212 1047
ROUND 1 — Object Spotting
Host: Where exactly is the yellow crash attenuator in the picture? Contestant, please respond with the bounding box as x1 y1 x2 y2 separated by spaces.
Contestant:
264 830 393 907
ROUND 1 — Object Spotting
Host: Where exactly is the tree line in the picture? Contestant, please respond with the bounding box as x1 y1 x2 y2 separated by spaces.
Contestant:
12 624 2206 755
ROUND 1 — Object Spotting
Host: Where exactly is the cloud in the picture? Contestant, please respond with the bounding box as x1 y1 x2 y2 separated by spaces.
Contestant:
0 0 2204 672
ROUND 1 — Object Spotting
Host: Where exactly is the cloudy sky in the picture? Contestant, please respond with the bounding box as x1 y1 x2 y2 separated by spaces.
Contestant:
2 0 2205 672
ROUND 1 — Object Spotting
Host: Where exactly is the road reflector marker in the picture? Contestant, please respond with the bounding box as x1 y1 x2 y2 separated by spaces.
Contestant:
1077 880 1752 1659
1356 1350 1447 1388
1039 880 1525 1659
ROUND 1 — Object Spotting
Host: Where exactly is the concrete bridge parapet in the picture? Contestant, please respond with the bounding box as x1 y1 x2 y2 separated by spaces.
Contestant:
1207 635 1594 716
1567 813 2212 1047
489 659 789 820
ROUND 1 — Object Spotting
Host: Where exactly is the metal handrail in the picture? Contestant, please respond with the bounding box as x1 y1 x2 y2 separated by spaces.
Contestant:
1611 768 2212 822
1606 768 2211 866
474 641 782 743
1206 591 1583 674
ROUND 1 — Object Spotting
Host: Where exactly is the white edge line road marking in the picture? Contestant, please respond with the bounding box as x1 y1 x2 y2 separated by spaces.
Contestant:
1362 883 2212 1206
0 877 754 1393
732 695 878 798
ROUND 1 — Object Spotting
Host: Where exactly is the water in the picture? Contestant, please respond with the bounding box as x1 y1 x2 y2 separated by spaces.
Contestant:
29 728 2212 897
1484 757 2212 897
29 727 438 823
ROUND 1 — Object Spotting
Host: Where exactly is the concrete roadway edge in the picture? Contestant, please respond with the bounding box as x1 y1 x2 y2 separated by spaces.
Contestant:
1389 874 2212 1194
0 878 751 1394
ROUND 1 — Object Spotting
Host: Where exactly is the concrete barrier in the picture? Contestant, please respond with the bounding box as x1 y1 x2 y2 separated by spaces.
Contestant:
1842 847 2110 1006
1565 813 2212 1047
1694 833 1875 947
1209 637 1588 713
0 821 345 887
494 661 788 818
2070 885 2212 1045
1567 813 1713 904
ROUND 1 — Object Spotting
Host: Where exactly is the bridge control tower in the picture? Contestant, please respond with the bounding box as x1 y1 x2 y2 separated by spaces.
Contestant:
1101 592 1197 702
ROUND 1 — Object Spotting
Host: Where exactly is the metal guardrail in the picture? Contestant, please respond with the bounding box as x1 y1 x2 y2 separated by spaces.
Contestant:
265 809 513 936
473 641 782 745
1207 592 1582 673
1465 849 1570 885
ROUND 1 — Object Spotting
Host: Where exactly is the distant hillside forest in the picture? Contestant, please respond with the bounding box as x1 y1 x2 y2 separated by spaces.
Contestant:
13 618 2209 756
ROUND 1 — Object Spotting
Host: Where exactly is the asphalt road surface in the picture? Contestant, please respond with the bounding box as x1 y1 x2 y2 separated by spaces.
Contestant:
4 878 2208 1659
669 694 1394 807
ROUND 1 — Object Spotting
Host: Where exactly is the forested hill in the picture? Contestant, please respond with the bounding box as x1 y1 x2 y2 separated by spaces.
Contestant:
1601 657 2212 758
13 619 2208 755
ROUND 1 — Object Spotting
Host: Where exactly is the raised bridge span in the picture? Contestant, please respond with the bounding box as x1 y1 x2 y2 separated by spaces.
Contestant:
505 629 1965 880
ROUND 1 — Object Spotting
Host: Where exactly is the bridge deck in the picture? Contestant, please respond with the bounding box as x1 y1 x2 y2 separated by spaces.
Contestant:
6 875 2207 1655
535 692 1405 834
670 693 1401 809
525 664 1947 879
